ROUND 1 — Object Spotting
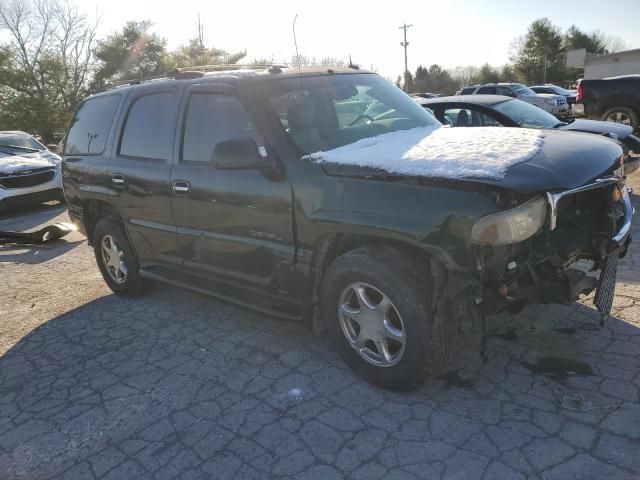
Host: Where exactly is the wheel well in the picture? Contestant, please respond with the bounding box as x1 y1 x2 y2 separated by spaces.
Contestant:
309 234 432 305
82 200 120 245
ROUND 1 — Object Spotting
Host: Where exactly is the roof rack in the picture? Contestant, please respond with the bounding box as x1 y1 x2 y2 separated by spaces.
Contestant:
100 63 289 91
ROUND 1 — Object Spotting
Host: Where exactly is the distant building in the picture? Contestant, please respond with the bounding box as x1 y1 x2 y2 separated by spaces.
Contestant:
567 48 640 80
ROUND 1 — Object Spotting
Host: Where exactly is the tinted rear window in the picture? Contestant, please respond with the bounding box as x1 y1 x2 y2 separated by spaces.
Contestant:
65 94 121 155
460 87 475 95
120 91 178 160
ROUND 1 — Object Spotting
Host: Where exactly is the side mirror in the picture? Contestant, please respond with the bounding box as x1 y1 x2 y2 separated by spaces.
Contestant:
211 138 272 170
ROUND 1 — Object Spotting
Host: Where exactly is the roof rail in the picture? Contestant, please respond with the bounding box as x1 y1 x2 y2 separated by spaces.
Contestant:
99 63 289 92
176 63 288 72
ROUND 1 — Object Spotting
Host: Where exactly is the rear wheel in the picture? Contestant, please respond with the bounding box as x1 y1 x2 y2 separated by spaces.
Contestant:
602 107 638 129
93 216 146 296
321 245 451 390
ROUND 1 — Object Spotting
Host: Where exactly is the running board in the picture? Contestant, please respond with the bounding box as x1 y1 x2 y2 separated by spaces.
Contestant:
139 268 303 322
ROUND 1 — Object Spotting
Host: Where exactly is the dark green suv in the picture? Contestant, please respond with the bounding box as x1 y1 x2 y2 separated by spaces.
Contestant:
62 67 633 390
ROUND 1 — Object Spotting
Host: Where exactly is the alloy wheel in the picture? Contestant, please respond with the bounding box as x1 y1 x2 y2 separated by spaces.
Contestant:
101 235 128 284
605 111 632 126
338 282 406 367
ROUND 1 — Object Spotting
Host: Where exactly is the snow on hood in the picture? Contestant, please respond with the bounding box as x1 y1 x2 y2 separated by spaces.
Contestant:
0 151 57 174
305 126 545 180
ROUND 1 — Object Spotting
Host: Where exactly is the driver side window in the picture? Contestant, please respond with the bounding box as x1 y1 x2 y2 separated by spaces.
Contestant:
182 93 261 163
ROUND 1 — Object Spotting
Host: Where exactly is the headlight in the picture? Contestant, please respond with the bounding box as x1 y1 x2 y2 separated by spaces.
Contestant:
471 197 547 245
544 98 555 105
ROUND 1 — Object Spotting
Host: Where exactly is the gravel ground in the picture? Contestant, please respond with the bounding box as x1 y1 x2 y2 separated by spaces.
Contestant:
0 177 639 480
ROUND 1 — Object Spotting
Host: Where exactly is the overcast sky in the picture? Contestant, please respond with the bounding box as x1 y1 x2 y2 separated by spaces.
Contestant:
26 0 640 78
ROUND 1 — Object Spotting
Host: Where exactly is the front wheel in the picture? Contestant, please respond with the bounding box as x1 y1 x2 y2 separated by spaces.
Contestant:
321 245 451 390
93 216 147 296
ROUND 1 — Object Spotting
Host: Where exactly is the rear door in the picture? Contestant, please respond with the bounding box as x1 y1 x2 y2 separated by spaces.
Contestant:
169 84 295 300
108 86 181 266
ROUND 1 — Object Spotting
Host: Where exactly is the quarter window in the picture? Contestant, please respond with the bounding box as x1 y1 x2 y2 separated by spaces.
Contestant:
120 91 178 160
65 94 121 155
182 94 259 162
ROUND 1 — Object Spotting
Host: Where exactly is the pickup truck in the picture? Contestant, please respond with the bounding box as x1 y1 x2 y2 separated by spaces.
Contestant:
575 75 640 129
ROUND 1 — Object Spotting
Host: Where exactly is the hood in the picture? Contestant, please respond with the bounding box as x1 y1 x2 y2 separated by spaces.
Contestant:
525 93 563 100
316 127 622 195
557 118 633 139
0 151 57 175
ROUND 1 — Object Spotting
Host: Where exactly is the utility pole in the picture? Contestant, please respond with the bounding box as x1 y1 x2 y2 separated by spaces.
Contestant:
399 23 413 91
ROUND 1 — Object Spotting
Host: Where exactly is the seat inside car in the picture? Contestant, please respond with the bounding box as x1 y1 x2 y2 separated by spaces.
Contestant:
455 109 470 127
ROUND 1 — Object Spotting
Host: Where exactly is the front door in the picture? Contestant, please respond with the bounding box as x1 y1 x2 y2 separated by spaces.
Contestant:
169 84 295 301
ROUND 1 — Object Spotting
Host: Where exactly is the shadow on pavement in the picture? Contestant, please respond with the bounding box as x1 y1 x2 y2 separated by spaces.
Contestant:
0 239 84 265
1 283 638 479
0 202 66 231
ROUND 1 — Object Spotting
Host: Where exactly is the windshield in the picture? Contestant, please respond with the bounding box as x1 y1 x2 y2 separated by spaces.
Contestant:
548 85 574 95
512 84 537 96
0 133 44 151
493 99 560 128
265 73 440 154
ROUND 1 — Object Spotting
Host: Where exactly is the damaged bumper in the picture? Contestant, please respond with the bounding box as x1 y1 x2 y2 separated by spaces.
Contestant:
480 176 634 315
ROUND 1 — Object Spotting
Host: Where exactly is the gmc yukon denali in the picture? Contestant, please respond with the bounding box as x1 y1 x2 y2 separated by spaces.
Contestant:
62 67 634 390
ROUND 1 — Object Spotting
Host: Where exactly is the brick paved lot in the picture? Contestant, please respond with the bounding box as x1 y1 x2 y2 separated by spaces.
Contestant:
1 182 639 479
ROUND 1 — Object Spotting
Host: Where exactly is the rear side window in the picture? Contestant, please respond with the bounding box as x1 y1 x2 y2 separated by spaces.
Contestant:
459 87 475 95
182 94 259 162
496 86 514 96
120 91 178 160
65 94 120 155
477 86 496 94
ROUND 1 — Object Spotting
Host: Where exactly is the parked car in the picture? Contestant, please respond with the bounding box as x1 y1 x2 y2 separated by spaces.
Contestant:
530 84 577 105
457 83 569 117
410 92 440 99
0 131 64 212
62 67 632 390
575 75 640 129
414 95 640 175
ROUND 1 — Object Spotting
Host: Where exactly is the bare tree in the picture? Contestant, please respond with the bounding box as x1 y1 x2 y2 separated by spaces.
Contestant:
290 55 346 69
0 0 98 139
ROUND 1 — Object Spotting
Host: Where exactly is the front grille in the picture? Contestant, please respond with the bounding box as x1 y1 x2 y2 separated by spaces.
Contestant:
0 168 55 189
553 181 624 237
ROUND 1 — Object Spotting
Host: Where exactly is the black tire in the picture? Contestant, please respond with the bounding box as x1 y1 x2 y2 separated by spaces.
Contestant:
602 107 638 129
321 245 451 390
93 215 147 296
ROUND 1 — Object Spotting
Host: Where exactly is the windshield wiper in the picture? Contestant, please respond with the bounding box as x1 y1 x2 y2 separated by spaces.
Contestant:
552 122 568 128
0 144 40 153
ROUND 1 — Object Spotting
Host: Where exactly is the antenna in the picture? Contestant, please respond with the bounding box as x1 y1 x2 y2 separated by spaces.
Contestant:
293 14 302 76
291 14 312 155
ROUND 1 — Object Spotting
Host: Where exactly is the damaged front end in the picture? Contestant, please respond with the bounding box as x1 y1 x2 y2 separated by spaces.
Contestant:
475 176 633 319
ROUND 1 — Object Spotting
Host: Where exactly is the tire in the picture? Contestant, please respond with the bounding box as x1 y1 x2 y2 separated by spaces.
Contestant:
602 107 638 129
93 215 147 296
321 245 451 390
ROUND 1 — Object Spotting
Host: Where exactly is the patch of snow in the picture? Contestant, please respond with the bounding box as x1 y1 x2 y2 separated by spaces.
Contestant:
305 126 545 180
0 152 56 174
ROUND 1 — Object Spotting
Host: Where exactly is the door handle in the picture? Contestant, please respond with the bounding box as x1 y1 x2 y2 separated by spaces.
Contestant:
172 180 191 194
111 173 125 187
